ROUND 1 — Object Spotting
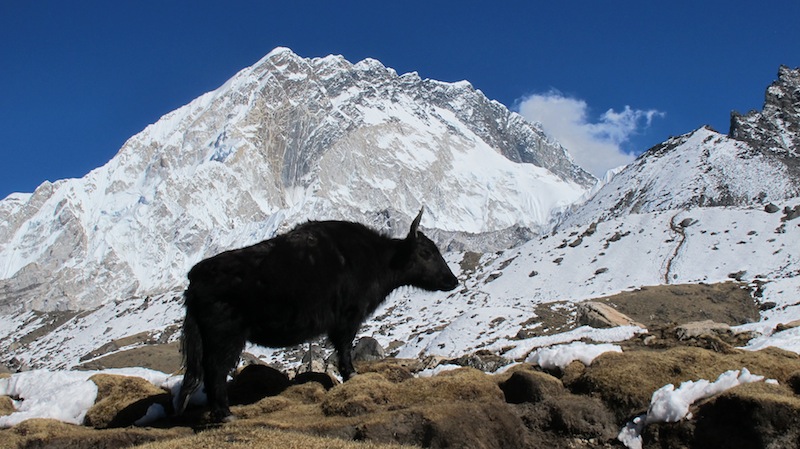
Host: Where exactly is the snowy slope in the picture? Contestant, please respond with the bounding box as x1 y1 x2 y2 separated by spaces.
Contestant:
558 126 799 229
0 47 592 313
3 199 797 371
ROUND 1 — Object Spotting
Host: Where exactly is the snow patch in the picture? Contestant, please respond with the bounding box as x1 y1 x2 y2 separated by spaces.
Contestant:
0 368 173 428
527 341 623 370
618 368 771 449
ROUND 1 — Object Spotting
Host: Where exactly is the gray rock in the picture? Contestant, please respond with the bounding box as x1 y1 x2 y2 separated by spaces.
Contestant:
297 344 327 374
352 337 385 362
676 320 731 340
447 351 510 372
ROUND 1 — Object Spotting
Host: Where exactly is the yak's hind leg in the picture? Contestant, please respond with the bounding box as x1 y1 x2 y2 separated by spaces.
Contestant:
202 330 247 422
329 326 359 381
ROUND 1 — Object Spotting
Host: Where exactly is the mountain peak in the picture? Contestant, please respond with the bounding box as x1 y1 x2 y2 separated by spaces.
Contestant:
0 48 591 312
730 65 800 158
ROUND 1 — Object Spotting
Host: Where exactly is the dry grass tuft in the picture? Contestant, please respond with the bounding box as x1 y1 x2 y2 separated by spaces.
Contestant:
394 367 504 406
231 366 525 449
0 395 15 417
497 367 566 404
322 373 396 417
280 382 329 404
356 360 415 382
84 373 169 428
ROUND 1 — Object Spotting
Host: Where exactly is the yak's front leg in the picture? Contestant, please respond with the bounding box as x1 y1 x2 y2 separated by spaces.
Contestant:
329 327 358 380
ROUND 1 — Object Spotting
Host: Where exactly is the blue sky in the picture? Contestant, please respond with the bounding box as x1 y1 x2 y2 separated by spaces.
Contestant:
1 1 798 197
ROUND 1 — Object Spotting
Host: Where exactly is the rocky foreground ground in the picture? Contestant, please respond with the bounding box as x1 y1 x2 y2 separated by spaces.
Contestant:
3 283 800 449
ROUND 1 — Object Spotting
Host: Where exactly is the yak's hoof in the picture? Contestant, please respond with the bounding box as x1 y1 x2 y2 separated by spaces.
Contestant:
210 410 235 423
341 372 356 382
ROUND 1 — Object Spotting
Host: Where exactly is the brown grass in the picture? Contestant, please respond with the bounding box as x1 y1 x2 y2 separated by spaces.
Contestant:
79 342 182 374
0 396 14 417
2 290 799 449
567 345 800 421
135 426 419 449
2 348 799 448
595 282 760 327
0 418 191 449
225 367 525 449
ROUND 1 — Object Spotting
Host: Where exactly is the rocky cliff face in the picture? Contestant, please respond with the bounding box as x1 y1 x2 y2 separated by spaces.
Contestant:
730 65 800 158
0 48 593 313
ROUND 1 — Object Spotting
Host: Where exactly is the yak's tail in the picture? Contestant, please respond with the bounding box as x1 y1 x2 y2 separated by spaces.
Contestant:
174 291 204 416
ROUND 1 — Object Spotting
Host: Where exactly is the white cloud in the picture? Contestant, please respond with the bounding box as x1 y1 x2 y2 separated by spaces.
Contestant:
516 90 664 178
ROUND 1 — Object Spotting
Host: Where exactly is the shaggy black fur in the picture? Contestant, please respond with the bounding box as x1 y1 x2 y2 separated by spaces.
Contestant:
175 209 458 421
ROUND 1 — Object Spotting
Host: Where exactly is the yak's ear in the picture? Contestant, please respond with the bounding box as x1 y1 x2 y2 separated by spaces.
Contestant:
407 208 424 239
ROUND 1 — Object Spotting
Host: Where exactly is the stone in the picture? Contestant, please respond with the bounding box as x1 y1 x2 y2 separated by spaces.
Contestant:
576 301 644 329
228 364 292 405
676 320 732 340
296 345 328 375
352 337 385 362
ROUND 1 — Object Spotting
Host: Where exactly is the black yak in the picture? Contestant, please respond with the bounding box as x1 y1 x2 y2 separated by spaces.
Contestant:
175 209 458 421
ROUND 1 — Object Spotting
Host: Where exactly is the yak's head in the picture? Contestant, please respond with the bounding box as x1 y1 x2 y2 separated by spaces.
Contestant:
393 208 459 292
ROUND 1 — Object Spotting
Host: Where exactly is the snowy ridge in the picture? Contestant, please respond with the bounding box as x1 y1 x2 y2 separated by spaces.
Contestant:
0 48 591 313
558 126 799 229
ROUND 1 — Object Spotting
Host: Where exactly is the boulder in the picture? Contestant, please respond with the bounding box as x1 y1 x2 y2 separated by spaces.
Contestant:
228 364 292 405
577 301 644 328
352 337 385 362
296 345 328 375
446 350 511 372
676 320 732 340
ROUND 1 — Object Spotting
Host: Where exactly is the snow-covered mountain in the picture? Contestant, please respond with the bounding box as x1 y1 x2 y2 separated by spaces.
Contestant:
557 65 799 230
0 53 798 375
558 68 800 230
0 47 593 313
558 126 799 229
